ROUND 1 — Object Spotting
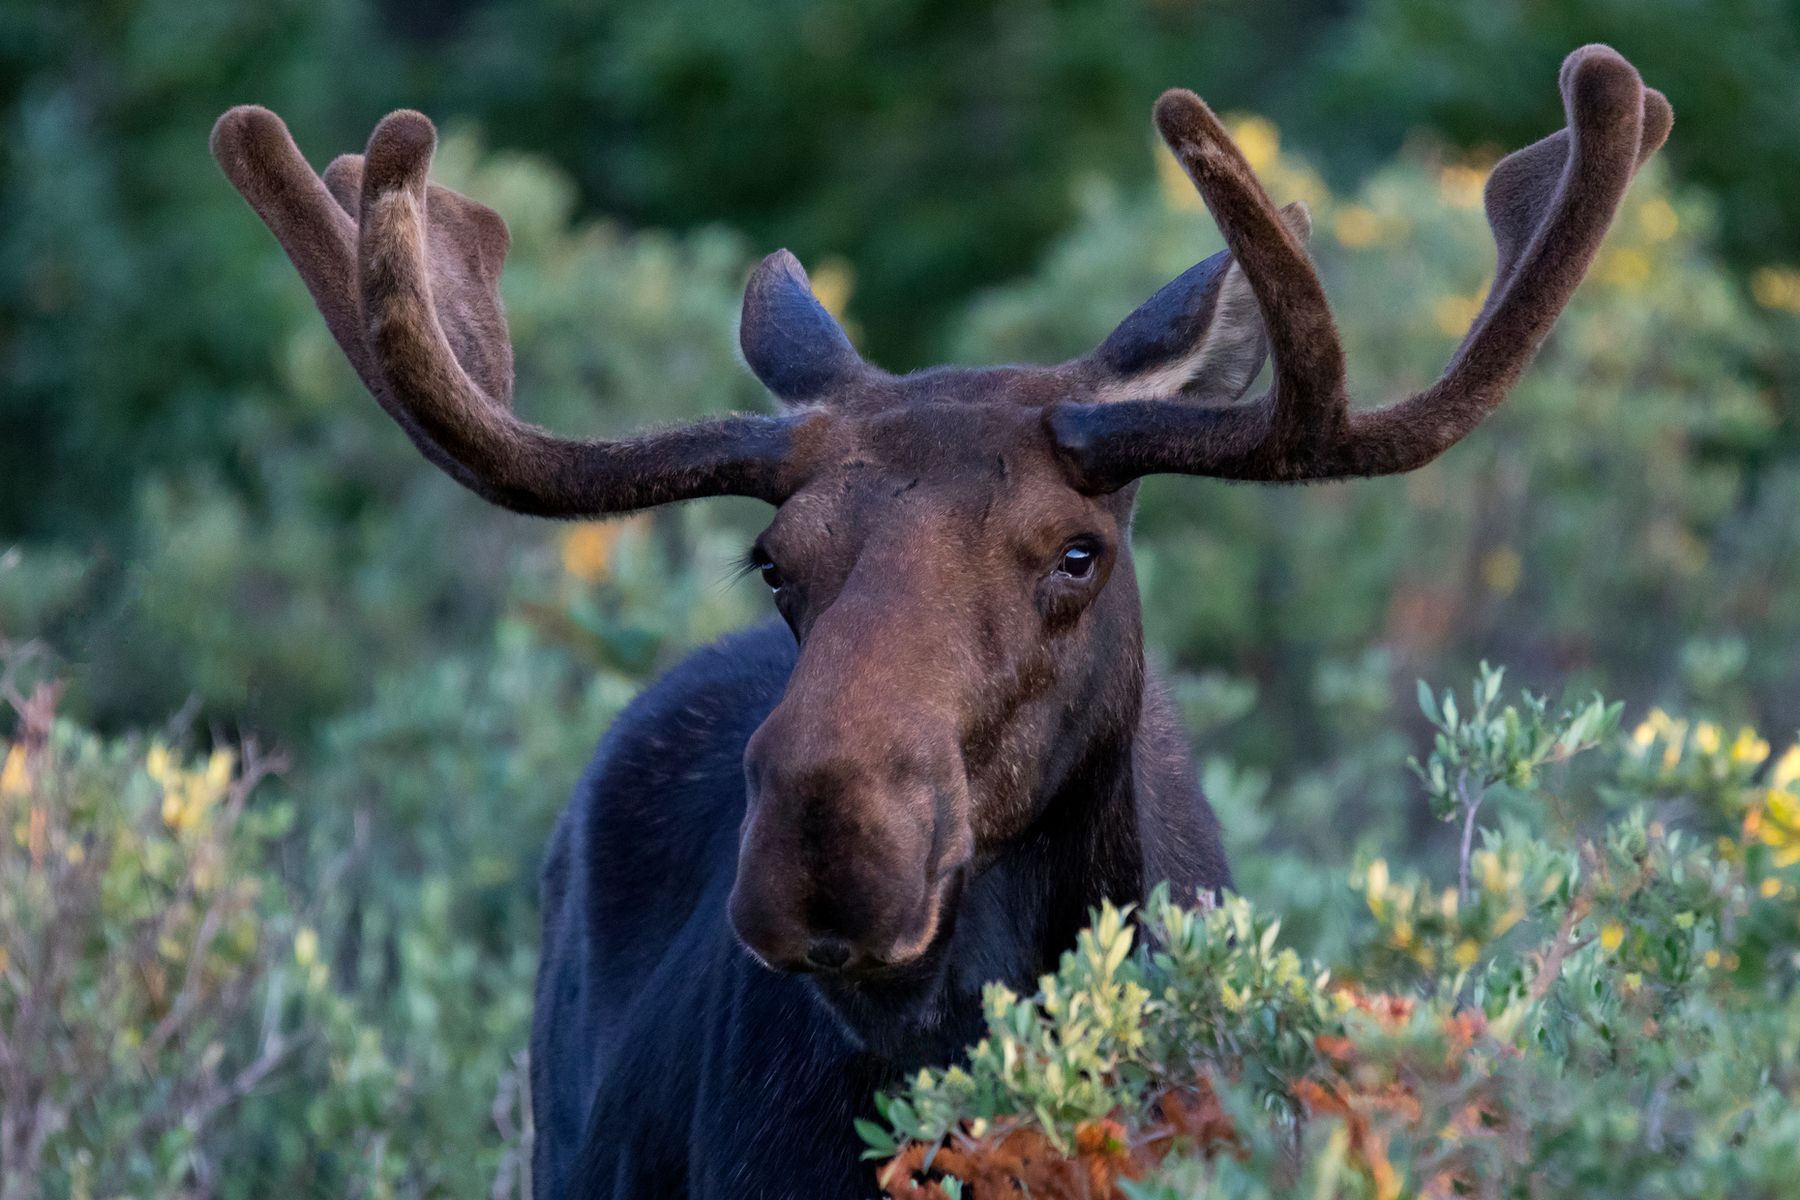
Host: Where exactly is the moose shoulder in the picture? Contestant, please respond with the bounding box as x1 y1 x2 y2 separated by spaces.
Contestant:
211 44 1669 1199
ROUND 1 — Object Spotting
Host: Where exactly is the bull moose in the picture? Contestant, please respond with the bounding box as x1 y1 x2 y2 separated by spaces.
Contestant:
210 44 1669 1198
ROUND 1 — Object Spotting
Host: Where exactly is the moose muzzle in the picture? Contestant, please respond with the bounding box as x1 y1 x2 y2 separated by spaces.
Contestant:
729 689 973 977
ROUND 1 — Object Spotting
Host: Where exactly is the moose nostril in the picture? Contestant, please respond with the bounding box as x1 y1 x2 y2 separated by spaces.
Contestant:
805 938 853 972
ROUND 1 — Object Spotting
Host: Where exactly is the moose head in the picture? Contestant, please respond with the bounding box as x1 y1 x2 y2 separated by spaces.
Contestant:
212 46 1669 980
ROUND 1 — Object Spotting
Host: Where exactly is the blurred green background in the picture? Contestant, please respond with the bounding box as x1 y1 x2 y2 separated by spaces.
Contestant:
2 0 1799 1194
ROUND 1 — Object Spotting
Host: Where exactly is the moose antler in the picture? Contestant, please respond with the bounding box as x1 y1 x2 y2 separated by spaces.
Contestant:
1048 45 1673 490
211 107 806 516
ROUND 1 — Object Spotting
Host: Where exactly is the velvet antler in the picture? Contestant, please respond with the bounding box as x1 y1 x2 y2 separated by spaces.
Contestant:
1048 45 1673 490
211 107 805 517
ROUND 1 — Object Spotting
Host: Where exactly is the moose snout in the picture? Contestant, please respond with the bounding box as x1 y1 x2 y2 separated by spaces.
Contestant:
729 730 971 976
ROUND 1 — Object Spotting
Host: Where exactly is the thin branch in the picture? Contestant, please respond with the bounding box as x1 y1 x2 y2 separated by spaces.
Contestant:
185 1033 300 1136
1527 889 1595 1006
1456 770 1484 907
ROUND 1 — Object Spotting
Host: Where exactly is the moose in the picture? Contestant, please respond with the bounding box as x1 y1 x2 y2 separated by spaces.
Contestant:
211 45 1668 1198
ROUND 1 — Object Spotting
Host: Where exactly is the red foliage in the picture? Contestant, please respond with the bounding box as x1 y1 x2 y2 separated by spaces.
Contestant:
877 1079 1239 1200
875 994 1523 1200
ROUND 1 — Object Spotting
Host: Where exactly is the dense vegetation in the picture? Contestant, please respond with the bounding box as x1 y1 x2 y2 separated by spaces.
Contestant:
3 1 1799 1194
865 669 1800 1197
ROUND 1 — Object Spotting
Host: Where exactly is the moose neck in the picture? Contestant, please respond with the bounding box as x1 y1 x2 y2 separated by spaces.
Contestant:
807 560 1150 1068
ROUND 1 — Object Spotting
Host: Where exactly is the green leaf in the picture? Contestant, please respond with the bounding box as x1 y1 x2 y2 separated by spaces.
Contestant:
855 1118 898 1156
1417 679 1440 726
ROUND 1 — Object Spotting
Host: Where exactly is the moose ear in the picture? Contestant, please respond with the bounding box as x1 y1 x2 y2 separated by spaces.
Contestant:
740 250 867 405
1090 201 1311 405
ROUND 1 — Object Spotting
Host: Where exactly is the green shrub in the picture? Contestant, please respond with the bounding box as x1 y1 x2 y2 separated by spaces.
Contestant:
866 668 1800 1198
0 660 395 1199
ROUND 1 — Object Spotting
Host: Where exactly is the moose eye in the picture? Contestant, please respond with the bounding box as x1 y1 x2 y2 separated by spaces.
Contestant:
755 554 784 592
1056 545 1097 580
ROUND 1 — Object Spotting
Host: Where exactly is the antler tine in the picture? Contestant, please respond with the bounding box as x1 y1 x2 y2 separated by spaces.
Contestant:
211 108 369 386
210 107 489 493
1047 45 1670 490
214 107 808 517
1151 86 1350 448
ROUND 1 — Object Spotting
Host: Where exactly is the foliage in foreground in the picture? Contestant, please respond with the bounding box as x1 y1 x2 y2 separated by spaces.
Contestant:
6 657 1800 1195
866 667 1800 1199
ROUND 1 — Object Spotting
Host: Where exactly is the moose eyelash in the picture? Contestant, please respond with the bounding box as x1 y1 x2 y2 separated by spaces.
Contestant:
728 547 767 584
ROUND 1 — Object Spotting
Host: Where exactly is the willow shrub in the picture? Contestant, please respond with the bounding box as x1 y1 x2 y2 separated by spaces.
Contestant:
864 668 1800 1199
0 672 395 1199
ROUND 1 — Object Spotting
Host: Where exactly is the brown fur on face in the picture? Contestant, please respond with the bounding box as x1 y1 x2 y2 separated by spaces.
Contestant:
726 395 1141 973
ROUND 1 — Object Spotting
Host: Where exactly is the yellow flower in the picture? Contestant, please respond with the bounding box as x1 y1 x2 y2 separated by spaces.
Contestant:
295 926 320 968
0 744 28 798
808 258 856 321
1453 939 1480 968
1225 114 1280 173
1475 849 1518 897
146 743 175 787
1638 197 1679 242
1600 922 1625 953
1437 164 1486 209
1432 291 1486 337
1751 266 1800 314
1155 148 1205 214
1600 247 1651 288
1481 546 1523 597
1772 745 1800 793
154 746 234 833
560 523 621 584
1753 788 1800 867
1731 728 1770 768
1694 722 1722 757
1760 876 1783 899
1704 949 1721 969
1661 720 1688 771
1333 205 1382 248
1364 860 1392 921
203 748 233 794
